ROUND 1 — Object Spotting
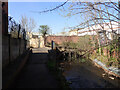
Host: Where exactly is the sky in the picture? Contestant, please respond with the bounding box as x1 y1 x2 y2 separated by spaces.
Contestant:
8 2 82 34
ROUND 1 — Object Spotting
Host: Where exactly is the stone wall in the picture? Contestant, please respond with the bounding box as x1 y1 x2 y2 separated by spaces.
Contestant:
29 38 39 48
2 35 27 68
40 36 45 48
29 36 45 48
2 36 9 67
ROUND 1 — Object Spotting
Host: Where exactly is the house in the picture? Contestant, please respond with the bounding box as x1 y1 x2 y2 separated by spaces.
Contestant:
27 32 45 48
69 29 78 36
56 31 69 36
77 22 119 40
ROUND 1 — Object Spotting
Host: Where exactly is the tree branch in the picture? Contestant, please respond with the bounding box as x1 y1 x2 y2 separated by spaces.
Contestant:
31 0 69 14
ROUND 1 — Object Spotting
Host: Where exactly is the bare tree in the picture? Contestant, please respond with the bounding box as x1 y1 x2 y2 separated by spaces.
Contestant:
20 15 28 32
31 1 119 47
19 15 36 40
57 1 119 49
33 1 119 37
28 17 36 33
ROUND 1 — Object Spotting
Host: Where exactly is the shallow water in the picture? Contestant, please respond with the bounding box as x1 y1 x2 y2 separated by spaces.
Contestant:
62 58 120 88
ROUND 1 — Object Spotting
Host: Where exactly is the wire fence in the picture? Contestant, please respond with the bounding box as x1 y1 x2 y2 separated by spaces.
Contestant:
8 16 26 39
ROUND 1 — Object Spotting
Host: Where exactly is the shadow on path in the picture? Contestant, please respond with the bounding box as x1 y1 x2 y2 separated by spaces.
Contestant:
12 48 59 88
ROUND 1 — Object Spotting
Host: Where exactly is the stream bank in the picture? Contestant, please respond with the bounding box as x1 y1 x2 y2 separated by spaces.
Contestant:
48 48 120 88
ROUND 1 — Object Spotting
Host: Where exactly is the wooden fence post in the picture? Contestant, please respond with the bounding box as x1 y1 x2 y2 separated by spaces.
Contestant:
51 40 55 50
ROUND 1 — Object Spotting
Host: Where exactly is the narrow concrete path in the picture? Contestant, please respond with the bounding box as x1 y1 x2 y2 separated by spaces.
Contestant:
13 47 59 88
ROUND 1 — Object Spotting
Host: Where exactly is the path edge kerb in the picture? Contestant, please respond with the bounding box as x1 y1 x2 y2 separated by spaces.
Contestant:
3 49 32 89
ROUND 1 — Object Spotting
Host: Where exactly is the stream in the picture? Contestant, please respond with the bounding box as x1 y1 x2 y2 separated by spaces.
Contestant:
61 58 120 88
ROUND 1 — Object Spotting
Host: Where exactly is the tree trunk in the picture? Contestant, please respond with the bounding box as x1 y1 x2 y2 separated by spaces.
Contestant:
44 36 46 47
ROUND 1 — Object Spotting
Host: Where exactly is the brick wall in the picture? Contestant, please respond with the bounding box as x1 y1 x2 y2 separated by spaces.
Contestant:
46 36 80 45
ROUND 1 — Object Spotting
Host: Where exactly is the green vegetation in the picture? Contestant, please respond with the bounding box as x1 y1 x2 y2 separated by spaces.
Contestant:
46 42 51 47
61 35 93 50
47 60 70 89
47 51 70 89
39 25 49 37
60 34 119 68
89 38 119 67
80 58 86 63
47 60 56 71
39 25 50 46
